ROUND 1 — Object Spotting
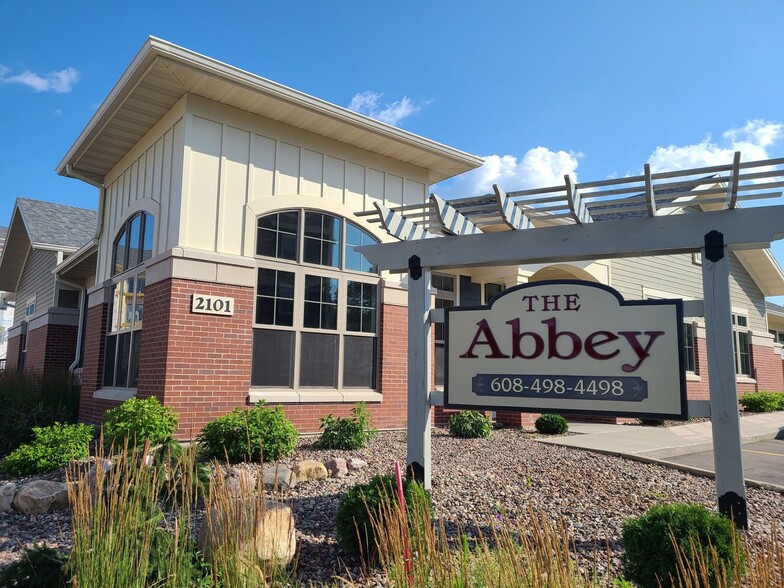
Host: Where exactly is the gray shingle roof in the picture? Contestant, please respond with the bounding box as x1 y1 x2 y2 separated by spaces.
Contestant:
765 301 784 315
16 198 96 250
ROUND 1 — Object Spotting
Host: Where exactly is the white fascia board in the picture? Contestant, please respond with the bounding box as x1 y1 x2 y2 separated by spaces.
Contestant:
52 239 98 275
57 36 483 179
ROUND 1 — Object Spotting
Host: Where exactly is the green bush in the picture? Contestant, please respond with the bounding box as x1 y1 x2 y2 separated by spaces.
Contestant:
1 422 95 476
103 397 178 448
335 474 432 557
0 543 68 587
534 413 568 435
621 503 741 588
739 390 784 413
0 370 78 458
198 403 298 462
314 402 378 450
449 410 492 438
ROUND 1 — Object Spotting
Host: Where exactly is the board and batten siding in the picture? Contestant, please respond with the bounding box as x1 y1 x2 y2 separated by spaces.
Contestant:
12 249 57 328
180 96 429 257
96 98 187 283
611 253 767 332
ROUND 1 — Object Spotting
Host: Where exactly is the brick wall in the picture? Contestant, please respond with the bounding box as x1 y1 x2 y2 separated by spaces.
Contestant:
42 324 78 373
5 333 20 371
25 324 47 373
79 303 124 424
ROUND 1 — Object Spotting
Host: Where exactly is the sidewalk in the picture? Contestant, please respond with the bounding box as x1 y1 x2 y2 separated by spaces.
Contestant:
537 412 784 460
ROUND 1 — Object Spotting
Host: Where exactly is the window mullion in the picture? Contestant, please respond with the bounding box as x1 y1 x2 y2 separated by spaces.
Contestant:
337 275 347 389
292 268 304 390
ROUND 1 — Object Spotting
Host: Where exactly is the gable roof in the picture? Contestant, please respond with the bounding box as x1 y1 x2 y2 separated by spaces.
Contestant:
0 198 96 292
57 37 483 184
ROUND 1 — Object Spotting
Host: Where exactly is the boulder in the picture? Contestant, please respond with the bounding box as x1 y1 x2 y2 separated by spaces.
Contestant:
86 459 113 494
292 460 328 481
198 498 296 569
0 482 17 512
346 457 368 472
226 467 257 496
262 465 297 491
13 480 69 515
325 457 348 478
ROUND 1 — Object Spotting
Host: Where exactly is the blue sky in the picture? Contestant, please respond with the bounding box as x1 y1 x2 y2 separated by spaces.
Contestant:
2 1 784 297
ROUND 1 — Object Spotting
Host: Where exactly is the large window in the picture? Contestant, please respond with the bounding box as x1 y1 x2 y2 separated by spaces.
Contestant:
252 210 380 390
104 211 154 389
112 212 155 276
732 313 751 376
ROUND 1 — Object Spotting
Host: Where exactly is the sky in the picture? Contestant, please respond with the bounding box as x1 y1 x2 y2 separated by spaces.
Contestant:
2 0 784 297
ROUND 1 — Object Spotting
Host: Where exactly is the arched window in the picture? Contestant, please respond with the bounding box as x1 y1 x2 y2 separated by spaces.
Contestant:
104 211 155 390
112 212 155 276
252 210 380 391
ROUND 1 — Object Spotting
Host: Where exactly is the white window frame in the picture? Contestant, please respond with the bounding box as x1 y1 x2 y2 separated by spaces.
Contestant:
250 209 381 401
731 309 752 378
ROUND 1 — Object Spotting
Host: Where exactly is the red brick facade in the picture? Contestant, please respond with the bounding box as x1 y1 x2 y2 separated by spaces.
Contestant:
78 277 410 437
5 333 20 371
4 323 77 375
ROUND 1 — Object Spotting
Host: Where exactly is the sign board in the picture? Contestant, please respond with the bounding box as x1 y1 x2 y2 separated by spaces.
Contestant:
446 280 687 419
191 294 234 316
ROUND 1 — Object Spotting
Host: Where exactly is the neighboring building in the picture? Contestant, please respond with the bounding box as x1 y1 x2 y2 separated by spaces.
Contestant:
0 226 14 369
1 38 781 435
0 199 96 374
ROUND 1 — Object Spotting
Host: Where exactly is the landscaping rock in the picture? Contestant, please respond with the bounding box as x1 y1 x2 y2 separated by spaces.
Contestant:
346 457 367 472
227 467 257 495
12 480 69 515
293 460 328 481
87 459 113 493
0 482 17 512
262 465 297 491
325 457 348 478
198 498 296 569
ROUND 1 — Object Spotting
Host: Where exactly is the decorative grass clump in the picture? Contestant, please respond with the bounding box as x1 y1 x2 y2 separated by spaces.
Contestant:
535 413 569 435
198 403 298 462
448 410 492 438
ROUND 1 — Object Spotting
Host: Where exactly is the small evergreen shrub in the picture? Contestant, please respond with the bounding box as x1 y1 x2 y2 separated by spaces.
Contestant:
314 402 378 450
103 397 178 448
449 410 492 438
1 422 95 476
534 413 568 435
198 403 298 462
0 544 68 587
335 474 432 557
739 390 784 413
621 503 741 588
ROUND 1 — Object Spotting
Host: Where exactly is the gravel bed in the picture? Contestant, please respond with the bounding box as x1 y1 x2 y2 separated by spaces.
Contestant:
2 427 783 585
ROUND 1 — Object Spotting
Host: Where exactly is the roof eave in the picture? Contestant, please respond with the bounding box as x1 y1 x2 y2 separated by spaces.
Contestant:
57 37 483 183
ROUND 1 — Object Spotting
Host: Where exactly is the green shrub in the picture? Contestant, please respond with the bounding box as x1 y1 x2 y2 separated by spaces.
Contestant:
534 413 568 435
0 370 78 458
103 397 178 448
335 474 432 557
314 402 378 450
621 503 741 588
1 422 95 476
739 390 784 413
198 403 298 462
0 544 68 587
449 410 492 438
639 418 666 427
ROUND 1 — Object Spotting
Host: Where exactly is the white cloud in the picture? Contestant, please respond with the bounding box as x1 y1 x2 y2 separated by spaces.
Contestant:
647 119 783 173
347 90 426 126
0 65 80 93
434 147 581 198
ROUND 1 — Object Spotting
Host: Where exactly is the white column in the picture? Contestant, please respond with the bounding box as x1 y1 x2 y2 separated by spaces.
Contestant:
406 255 432 488
701 230 747 528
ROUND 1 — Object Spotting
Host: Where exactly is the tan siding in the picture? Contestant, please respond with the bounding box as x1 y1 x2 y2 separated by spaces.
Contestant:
611 253 766 332
13 250 57 328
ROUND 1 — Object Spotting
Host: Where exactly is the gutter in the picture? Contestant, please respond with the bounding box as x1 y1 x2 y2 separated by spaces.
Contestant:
57 277 87 375
65 164 106 240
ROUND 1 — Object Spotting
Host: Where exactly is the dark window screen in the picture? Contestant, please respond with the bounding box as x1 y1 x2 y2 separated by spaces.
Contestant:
300 332 338 387
251 329 294 387
58 289 80 309
459 275 481 306
103 335 117 387
343 336 376 388
435 343 445 387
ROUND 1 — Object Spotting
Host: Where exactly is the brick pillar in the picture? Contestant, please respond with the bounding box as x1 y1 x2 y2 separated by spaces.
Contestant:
78 303 122 424
25 325 47 373
43 324 78 374
5 334 21 371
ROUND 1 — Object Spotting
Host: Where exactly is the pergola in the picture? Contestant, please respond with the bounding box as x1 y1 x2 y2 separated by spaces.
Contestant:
358 153 784 529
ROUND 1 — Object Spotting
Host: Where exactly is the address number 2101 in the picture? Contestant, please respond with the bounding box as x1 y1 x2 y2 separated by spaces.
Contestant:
191 294 234 316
